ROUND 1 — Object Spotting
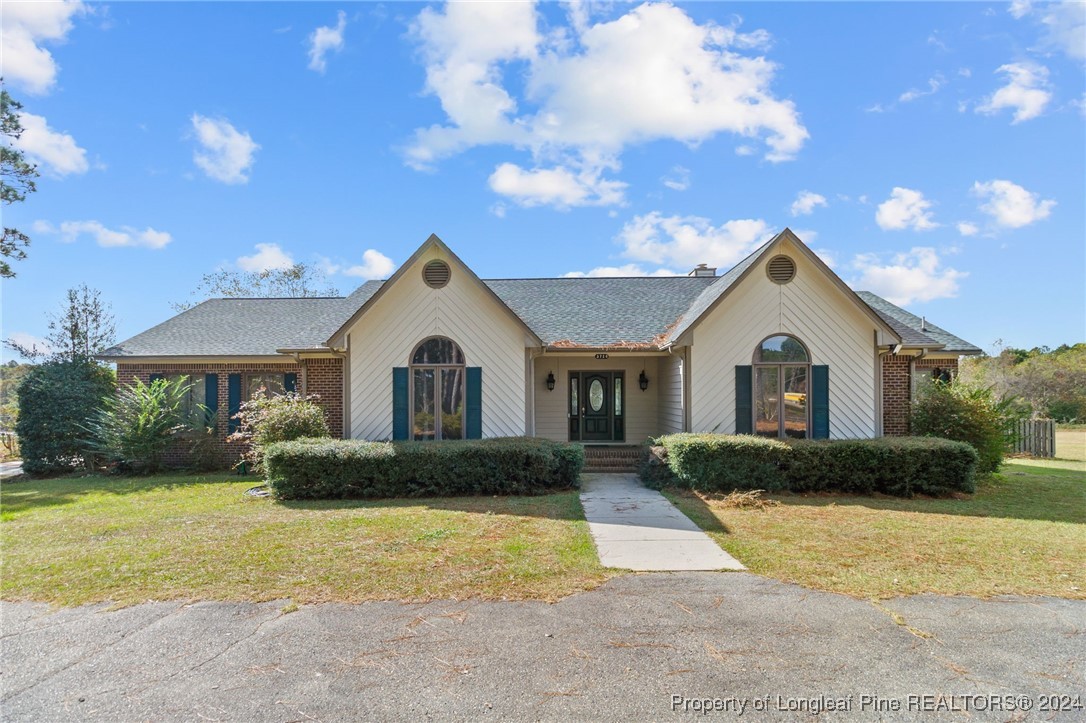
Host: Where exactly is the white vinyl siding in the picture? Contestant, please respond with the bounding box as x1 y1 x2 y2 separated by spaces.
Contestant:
346 248 531 441
657 352 684 435
533 356 659 443
689 236 879 439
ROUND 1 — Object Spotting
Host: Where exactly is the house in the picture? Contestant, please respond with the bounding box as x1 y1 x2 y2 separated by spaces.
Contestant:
100 230 981 464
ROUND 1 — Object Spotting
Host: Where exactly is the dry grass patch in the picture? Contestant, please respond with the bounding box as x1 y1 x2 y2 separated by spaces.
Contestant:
1 474 614 607
667 460 1085 599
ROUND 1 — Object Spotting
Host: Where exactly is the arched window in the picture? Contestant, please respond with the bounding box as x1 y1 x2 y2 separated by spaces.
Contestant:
410 337 465 441
753 334 810 439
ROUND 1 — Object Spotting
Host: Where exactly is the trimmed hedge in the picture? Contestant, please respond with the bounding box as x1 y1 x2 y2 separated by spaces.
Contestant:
264 436 585 500
641 433 977 497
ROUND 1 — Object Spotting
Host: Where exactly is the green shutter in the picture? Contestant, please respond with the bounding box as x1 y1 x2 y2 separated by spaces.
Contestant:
466 367 482 439
149 373 164 385
284 372 297 393
227 373 242 433
392 367 408 440
735 365 752 434
812 365 830 439
204 374 219 427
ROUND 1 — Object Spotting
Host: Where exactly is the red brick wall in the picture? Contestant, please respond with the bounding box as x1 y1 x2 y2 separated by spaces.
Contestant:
882 354 912 436
881 355 960 436
299 357 344 438
116 357 344 468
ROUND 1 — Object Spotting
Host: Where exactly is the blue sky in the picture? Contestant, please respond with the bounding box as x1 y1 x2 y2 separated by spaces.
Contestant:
2 1 1083 360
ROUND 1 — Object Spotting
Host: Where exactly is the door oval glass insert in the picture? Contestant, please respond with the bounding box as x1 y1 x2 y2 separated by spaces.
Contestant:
588 379 604 412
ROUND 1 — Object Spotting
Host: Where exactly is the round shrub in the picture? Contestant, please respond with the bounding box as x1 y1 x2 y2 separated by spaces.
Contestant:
911 380 1015 475
15 360 115 476
231 392 330 471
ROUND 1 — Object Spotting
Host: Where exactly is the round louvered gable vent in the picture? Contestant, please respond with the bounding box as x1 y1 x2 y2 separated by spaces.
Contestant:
766 255 796 284
423 260 451 289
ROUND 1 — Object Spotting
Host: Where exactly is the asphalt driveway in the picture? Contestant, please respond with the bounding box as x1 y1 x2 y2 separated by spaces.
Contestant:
2 573 1083 721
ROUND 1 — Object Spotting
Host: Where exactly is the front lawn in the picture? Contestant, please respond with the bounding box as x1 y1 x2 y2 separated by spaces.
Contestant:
667 459 1085 599
1 474 613 607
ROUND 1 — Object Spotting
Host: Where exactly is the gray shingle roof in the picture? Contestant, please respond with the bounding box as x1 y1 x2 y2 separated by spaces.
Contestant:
101 266 977 358
101 297 350 357
666 239 773 343
855 291 981 353
484 277 717 347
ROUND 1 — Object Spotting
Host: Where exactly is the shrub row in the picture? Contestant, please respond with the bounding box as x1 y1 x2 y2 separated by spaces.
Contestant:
264 436 585 499
641 433 978 497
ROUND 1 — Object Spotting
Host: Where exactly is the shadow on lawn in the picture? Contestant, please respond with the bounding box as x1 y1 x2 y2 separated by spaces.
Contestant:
0 472 260 518
277 488 588 522
0 471 589 523
667 466 1085 526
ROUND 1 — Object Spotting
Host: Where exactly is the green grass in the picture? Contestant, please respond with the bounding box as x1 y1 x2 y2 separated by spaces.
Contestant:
1 474 614 607
1055 426 1085 463
667 459 1085 599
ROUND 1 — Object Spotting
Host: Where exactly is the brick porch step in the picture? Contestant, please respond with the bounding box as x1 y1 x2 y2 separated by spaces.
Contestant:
582 445 643 473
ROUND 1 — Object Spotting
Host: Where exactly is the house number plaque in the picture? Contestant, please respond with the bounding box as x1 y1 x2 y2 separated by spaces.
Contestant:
594 353 609 359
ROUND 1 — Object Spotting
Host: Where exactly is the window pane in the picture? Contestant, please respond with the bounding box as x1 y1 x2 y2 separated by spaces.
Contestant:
440 369 464 440
247 374 286 399
759 335 808 363
614 377 622 416
413 369 435 441
570 377 578 416
412 337 464 365
754 367 779 437
589 379 604 412
782 366 808 439
166 374 205 419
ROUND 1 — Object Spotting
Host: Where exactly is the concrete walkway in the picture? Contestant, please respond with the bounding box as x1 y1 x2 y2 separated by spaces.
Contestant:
579 473 745 571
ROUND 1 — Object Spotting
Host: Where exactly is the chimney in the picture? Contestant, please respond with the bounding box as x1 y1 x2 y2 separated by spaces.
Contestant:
920 316 927 332
690 263 716 277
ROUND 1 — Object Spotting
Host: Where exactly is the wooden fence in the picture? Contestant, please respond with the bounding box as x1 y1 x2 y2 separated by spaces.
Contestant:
1011 419 1055 458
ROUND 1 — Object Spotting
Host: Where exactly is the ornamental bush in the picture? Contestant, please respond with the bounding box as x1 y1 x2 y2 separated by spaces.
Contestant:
264 437 584 500
642 433 977 497
230 391 330 471
15 360 115 476
911 380 1017 475
82 376 196 473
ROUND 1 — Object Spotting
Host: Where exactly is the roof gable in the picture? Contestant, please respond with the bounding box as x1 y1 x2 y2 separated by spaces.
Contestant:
670 228 900 346
325 234 541 348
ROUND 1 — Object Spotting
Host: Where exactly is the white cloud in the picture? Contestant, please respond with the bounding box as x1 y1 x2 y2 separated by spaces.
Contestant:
662 165 690 191
307 10 347 73
1009 0 1032 19
406 2 808 205
875 187 938 231
1039 1 1086 60
850 247 966 305
957 221 979 236
342 249 395 279
972 179 1055 229
237 243 294 272
39 220 172 249
0 0 85 95
563 263 681 278
976 62 1052 123
898 74 944 103
488 161 626 208
4 332 53 361
190 114 260 184
13 112 88 176
790 190 827 216
617 212 774 270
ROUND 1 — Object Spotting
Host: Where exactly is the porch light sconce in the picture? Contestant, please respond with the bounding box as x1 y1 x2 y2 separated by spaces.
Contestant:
639 370 649 391
546 371 556 391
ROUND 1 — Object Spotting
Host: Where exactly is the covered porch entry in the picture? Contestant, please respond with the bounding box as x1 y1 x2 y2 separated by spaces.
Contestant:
532 351 684 445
